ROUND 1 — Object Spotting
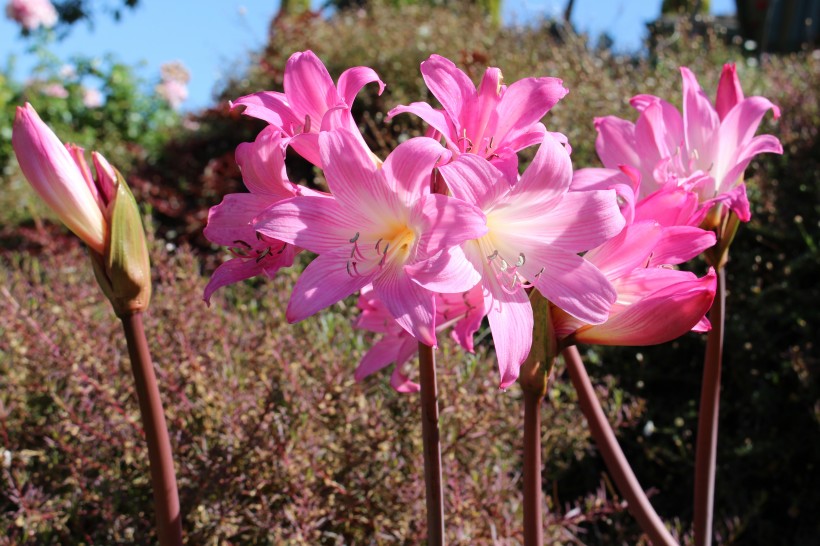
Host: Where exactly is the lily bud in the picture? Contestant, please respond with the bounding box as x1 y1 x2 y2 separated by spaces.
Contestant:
90 170 152 316
12 103 107 254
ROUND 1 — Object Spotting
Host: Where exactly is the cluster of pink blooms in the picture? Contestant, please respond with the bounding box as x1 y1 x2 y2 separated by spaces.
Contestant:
204 51 781 390
155 62 190 111
5 0 57 30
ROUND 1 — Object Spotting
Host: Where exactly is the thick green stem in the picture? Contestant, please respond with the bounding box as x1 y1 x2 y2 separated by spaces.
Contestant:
418 342 444 545
121 312 182 546
694 266 725 546
563 346 678 546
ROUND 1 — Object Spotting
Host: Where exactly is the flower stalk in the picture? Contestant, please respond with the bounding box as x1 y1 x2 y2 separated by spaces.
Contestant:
418 342 445 545
519 291 556 546
121 312 183 546
563 345 678 546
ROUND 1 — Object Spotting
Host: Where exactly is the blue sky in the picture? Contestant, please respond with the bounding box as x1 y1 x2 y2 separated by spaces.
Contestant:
1 0 736 111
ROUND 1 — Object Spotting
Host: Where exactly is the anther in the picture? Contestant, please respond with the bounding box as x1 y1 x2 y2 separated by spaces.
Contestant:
304 115 311 133
487 250 499 261
349 232 360 243
255 247 271 263
516 253 525 267
233 239 252 249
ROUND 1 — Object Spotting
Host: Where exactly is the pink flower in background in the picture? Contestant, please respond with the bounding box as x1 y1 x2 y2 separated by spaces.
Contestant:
354 284 485 393
254 129 487 347
5 0 57 30
233 50 385 167
156 61 190 110
438 133 624 387
203 126 307 303
388 54 568 181
82 87 103 108
594 64 782 222
40 82 68 98
12 103 115 255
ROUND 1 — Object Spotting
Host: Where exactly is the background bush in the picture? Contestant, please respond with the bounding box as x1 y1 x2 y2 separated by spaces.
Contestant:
1 3 818 544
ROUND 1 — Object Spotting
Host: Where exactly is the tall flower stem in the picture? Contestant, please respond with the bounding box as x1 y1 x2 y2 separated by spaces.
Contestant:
693 266 725 546
519 291 556 546
121 312 183 546
522 389 544 546
563 345 678 546
418 342 445 545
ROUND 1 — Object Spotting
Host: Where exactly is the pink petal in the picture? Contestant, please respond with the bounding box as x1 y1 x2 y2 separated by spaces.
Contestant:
525 248 616 325
355 337 401 381
583 221 662 281
288 132 323 167
493 77 567 147
286 247 373 323
444 285 485 353
235 126 296 198
414 192 488 257
253 195 363 254
203 257 265 304
205 193 278 247
283 50 338 126
719 134 783 198
336 65 386 105
319 129 398 217
513 131 573 210
575 268 716 346
373 264 437 347
484 279 533 389
406 245 482 293
715 63 744 121
381 136 444 206
648 225 716 267
419 54 475 127
634 186 701 227
387 102 456 148
231 91 300 129
681 67 719 169
718 96 781 156
438 153 510 209
594 115 639 171
462 66 502 149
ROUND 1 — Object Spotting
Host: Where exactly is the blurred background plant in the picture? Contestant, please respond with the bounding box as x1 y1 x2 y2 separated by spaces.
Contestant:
1 0 818 544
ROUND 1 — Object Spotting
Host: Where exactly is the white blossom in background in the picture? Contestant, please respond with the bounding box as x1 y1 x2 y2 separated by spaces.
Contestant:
155 61 190 110
40 82 68 98
5 0 58 30
83 87 104 108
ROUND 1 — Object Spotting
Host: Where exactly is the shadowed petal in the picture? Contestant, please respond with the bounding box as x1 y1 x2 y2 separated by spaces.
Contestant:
485 279 533 389
283 50 338 124
373 264 437 347
337 65 386 105
419 54 475 124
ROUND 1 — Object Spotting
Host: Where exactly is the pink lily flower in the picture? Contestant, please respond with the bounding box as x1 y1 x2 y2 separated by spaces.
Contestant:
438 133 625 387
354 284 485 393
594 64 782 222
388 54 568 181
232 50 385 167
203 126 310 303
553 221 717 346
254 128 488 347
12 102 114 255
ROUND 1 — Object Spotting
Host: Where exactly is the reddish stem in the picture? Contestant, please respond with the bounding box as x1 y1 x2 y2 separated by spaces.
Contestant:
563 345 677 546
694 266 725 546
121 312 183 546
523 390 544 546
418 342 445 545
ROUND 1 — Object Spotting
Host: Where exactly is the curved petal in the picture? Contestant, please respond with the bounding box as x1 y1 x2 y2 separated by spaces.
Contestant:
382 136 444 205
355 337 401 381
681 66 719 169
373 264 437 347
648 225 716 266
493 77 567 147
715 63 744 121
513 131 573 210
406 245 481 293
283 50 338 124
414 193 488 257
575 268 716 345
204 193 277 247
485 279 532 389
582 221 662 281
319 129 398 218
253 195 364 254
231 91 300 130
286 247 372 323
387 102 457 146
419 54 475 125
235 127 296 198
594 115 639 171
337 65 386 105
438 153 510 209
288 132 323 167
525 248 616 325
204 258 263 304
718 96 781 158
718 134 783 196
